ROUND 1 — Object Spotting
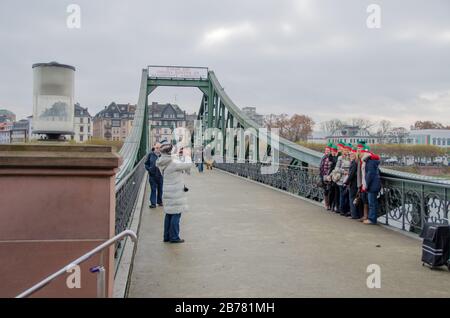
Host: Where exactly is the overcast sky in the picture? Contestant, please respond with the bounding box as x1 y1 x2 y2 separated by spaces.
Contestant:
1 0 450 130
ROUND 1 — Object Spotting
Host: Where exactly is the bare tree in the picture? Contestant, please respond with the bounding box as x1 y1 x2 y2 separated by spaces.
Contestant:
319 119 344 135
264 113 289 137
349 118 375 131
376 120 392 143
378 120 392 135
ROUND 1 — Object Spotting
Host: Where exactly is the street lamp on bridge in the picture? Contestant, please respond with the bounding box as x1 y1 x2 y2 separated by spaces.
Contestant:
32 61 76 141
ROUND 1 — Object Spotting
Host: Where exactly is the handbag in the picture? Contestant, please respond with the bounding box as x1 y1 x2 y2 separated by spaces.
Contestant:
353 191 361 206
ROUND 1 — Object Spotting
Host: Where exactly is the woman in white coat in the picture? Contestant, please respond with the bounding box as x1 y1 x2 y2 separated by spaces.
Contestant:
156 142 192 243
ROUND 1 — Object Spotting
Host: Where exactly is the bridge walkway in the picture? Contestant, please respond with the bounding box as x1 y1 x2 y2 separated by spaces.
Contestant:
128 168 450 297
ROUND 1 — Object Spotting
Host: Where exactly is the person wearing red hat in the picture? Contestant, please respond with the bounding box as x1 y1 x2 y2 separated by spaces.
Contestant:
330 143 351 216
328 144 340 212
361 150 381 225
319 142 334 210
345 147 361 219
356 141 370 221
337 140 345 154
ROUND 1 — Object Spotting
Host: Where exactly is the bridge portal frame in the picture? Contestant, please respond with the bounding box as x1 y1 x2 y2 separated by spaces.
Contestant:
146 67 268 162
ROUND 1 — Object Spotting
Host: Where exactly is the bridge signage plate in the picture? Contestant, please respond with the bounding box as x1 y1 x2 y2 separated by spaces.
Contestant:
148 66 208 80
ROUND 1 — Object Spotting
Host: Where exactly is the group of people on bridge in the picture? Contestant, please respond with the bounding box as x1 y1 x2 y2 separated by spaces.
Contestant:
319 140 381 225
145 141 192 244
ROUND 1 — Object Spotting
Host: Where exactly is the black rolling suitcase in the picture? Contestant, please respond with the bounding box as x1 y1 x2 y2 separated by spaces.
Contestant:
420 222 450 269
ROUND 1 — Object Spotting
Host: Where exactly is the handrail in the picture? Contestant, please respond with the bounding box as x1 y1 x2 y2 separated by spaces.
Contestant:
115 156 147 193
16 230 138 298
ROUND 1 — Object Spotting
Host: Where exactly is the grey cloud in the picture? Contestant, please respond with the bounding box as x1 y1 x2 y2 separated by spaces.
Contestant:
0 0 449 128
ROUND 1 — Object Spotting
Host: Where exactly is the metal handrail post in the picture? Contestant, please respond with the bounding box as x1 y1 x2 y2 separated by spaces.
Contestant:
90 266 106 298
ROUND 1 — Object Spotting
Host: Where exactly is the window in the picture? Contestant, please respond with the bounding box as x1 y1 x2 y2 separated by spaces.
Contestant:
88 126 90 133
80 135 84 142
80 126 84 133
80 118 84 124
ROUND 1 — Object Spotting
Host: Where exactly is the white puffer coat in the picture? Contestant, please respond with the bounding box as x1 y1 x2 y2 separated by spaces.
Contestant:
156 154 192 214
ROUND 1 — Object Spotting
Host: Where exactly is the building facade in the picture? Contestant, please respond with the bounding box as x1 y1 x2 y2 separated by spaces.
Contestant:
307 131 327 144
406 129 450 148
149 102 186 144
0 122 12 144
0 109 16 123
242 107 264 126
185 112 198 134
327 125 381 145
93 102 136 141
72 103 93 143
10 119 29 143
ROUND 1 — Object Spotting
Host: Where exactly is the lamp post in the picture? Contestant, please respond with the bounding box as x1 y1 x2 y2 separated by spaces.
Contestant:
32 62 75 141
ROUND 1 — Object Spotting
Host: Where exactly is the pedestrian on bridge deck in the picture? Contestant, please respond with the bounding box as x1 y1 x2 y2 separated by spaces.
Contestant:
331 142 351 216
145 143 163 209
319 143 333 210
362 150 381 225
357 141 369 222
345 147 361 219
156 142 192 244
328 144 339 212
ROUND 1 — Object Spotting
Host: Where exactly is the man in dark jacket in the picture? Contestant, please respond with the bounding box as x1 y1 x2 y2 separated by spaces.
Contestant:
319 143 332 210
345 148 360 219
145 143 163 208
363 152 381 224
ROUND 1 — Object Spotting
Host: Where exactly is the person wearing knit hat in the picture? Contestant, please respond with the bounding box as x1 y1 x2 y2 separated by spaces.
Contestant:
356 140 369 221
330 139 352 216
145 142 164 209
319 142 335 210
361 144 371 153
156 143 192 243
324 142 332 154
345 145 361 219
357 140 367 153
159 139 173 155
361 147 381 225
327 143 340 212
337 140 345 154
330 143 338 153
345 143 353 151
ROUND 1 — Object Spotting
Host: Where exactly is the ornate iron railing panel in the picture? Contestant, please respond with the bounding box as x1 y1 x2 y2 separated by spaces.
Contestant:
215 162 449 235
215 162 323 203
115 157 146 257
380 177 449 235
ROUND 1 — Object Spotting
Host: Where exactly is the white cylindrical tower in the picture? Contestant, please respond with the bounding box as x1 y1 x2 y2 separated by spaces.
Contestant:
32 62 75 139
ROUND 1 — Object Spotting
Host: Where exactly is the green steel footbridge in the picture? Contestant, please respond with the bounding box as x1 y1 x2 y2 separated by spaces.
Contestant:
115 65 449 239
